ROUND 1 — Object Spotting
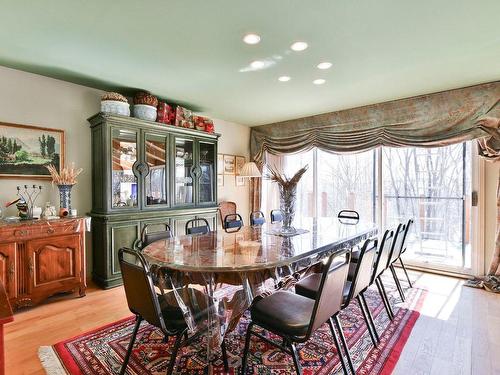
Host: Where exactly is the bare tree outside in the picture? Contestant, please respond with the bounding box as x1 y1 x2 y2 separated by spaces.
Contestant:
264 142 472 270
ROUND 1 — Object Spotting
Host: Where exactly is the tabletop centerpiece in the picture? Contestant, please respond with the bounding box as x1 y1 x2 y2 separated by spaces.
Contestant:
46 163 83 217
265 164 308 236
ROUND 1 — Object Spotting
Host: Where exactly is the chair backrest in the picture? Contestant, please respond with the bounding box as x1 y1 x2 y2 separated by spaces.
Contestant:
219 201 236 228
345 237 378 304
140 223 172 248
387 223 406 267
400 218 414 255
270 209 283 223
307 251 351 336
118 248 168 331
338 210 360 220
250 210 266 226
185 218 210 235
371 229 395 282
223 213 243 231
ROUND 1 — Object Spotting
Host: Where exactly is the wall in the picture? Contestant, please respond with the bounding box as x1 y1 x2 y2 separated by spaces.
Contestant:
0 66 251 276
213 118 251 223
483 160 499 275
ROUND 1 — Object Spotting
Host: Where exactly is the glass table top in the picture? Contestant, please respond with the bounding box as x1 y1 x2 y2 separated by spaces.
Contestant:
143 218 377 272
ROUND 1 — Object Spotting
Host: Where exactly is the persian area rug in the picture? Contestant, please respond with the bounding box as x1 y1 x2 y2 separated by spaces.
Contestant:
39 283 426 375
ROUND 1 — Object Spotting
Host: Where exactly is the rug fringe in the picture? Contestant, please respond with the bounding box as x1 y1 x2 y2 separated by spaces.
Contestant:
38 346 68 375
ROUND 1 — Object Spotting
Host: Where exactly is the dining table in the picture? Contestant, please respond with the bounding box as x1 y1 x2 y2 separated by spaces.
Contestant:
142 218 377 362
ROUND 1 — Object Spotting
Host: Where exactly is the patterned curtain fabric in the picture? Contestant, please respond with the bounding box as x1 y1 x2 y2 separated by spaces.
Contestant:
250 81 500 278
250 82 500 163
476 117 500 276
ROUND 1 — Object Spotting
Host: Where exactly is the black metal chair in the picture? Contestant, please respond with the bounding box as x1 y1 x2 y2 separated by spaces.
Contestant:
138 223 172 249
223 213 243 232
368 229 396 322
337 210 360 224
394 219 414 287
185 218 211 235
295 237 379 374
118 248 228 375
249 210 266 226
241 251 352 375
386 223 407 301
270 209 283 223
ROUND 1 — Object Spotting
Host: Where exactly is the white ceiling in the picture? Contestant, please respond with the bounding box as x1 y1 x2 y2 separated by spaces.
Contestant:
0 0 499 126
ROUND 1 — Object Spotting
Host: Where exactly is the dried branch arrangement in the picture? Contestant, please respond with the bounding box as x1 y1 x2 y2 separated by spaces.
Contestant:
46 163 83 185
264 164 309 188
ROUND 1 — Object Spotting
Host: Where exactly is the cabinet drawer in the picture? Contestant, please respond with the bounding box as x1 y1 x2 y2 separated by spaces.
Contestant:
0 223 79 242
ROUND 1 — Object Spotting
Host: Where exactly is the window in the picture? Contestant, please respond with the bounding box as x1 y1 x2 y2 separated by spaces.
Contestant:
262 141 474 273
262 148 377 228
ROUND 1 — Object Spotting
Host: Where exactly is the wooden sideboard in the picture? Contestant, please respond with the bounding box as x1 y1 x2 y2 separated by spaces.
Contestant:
0 217 86 309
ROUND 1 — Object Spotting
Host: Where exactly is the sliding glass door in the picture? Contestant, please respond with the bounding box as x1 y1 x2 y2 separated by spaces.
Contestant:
382 143 472 271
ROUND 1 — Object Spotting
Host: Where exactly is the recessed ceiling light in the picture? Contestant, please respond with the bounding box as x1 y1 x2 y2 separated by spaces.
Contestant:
250 60 265 69
290 41 308 51
317 62 332 70
278 76 291 82
243 33 261 45
313 79 326 85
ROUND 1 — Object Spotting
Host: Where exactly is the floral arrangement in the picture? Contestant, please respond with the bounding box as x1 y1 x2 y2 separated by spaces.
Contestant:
46 163 83 185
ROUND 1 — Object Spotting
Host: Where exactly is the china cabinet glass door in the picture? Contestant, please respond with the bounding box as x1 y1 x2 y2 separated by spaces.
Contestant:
174 138 195 206
111 128 138 209
144 133 168 207
198 141 216 204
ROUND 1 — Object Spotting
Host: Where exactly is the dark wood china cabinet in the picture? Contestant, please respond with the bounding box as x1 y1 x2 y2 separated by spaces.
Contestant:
88 113 219 288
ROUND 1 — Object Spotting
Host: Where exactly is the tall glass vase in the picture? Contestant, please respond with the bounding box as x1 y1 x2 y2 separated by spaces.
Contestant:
279 184 297 235
58 184 73 211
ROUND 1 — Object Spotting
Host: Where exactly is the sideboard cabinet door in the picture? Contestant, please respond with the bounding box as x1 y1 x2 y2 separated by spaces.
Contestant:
0 243 16 299
26 234 82 303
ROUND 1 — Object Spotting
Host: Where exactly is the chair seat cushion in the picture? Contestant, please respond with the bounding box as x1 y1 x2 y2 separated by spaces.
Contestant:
251 291 314 337
159 295 187 329
159 288 214 331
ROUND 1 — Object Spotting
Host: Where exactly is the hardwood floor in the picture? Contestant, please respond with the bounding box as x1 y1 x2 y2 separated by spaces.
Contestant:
5 284 130 375
4 271 500 374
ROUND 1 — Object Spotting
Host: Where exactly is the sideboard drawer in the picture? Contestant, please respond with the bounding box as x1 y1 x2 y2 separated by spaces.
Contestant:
0 223 80 242
30 224 78 238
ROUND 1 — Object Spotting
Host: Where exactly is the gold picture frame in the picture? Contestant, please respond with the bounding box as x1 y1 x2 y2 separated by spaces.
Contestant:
0 122 65 179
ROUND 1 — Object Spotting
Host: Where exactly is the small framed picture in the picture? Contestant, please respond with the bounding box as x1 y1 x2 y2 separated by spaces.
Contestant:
223 154 235 175
235 176 245 186
217 174 224 187
235 156 246 175
217 154 224 175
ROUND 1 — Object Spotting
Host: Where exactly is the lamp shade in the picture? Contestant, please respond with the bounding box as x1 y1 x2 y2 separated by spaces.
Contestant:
239 162 261 178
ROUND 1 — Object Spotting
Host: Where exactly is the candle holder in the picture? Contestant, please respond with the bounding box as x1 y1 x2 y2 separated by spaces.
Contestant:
16 185 42 220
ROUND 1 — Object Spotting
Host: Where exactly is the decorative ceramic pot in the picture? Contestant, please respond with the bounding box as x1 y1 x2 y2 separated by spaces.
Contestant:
101 100 130 116
133 91 158 107
58 184 73 211
133 104 157 121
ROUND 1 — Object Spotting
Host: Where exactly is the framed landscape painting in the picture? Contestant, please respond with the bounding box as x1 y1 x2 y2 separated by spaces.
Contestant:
0 122 65 179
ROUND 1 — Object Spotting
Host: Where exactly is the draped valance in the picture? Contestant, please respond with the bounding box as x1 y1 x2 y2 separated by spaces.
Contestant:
250 81 500 163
